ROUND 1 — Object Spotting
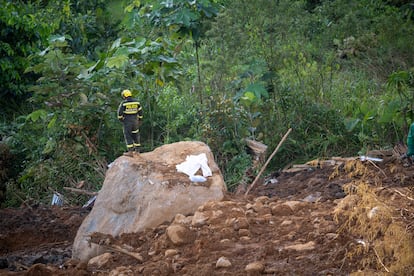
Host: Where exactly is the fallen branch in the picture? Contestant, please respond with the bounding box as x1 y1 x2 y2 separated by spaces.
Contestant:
245 128 292 196
373 247 390 273
63 187 98 196
367 159 386 177
12 192 33 210
99 244 143 262
393 189 414 201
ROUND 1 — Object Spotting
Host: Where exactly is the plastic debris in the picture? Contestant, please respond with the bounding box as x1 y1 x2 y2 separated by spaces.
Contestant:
356 239 368 248
189 175 207 182
83 195 97 208
303 192 322 203
367 206 380 219
51 193 63 206
176 153 212 180
360 156 383 162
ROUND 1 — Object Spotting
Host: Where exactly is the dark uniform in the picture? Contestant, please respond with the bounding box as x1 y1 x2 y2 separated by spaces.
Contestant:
117 94 143 152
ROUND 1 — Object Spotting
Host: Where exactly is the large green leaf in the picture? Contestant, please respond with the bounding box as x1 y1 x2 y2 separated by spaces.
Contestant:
344 118 360 132
244 83 268 100
171 7 198 27
106 54 129 68
157 55 178 63
42 138 56 154
27 109 47 122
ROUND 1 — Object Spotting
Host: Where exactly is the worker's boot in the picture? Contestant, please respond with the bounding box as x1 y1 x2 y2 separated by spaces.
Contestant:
134 147 140 154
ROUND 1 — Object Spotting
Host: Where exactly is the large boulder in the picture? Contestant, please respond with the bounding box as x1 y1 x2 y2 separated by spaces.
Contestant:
72 141 226 262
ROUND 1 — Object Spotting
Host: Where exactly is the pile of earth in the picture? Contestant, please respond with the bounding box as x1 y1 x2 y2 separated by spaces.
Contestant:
1 155 414 275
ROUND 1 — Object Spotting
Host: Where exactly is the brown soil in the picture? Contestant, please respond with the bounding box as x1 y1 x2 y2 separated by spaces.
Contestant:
1 157 414 275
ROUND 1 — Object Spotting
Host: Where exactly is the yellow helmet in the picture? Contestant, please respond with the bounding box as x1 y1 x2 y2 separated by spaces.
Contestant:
121 89 132 98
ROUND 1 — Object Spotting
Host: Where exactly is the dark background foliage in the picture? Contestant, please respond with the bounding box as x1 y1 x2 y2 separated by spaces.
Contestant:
1 0 414 206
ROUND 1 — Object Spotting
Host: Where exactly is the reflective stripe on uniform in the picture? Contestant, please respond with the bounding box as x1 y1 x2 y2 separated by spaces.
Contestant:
122 101 141 114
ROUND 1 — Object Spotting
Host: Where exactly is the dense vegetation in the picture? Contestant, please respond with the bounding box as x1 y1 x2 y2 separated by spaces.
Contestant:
1 0 414 207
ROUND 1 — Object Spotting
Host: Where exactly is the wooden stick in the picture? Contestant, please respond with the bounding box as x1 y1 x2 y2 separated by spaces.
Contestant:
99 244 143 262
373 247 390 273
63 187 98 196
367 159 386 177
12 192 33 210
393 189 414 201
245 128 292 196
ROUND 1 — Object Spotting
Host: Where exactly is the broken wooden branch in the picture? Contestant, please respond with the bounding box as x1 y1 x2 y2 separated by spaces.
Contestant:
12 192 33 211
245 138 268 169
373 247 390 273
393 189 414 201
98 244 143 262
63 187 98 196
245 139 268 155
245 128 292 196
366 159 387 177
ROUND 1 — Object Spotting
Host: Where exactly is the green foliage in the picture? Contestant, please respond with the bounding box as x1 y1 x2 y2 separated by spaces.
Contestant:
0 0 56 117
3 0 414 205
2 35 121 206
51 0 120 58
128 0 222 103
134 0 221 38
199 0 414 172
154 85 200 143
224 152 252 192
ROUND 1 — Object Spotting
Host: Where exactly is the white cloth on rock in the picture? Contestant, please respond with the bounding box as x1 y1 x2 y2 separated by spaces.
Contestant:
176 153 212 182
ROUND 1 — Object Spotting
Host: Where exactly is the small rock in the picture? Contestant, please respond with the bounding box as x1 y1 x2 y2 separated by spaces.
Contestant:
251 201 264 213
245 209 256 216
326 233 338 240
238 228 250 236
254 196 270 203
173 213 192 225
232 217 249 230
281 220 293 226
303 192 322 203
225 217 236 225
284 241 316 251
270 203 293 216
166 224 194 245
109 265 134 276
262 213 273 220
211 210 224 219
191 211 208 227
165 249 179 257
245 261 264 273
216 256 232 268
246 203 254 210
283 201 303 211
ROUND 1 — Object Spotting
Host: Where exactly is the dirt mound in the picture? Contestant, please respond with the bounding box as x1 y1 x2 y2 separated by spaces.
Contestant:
0 206 89 274
1 157 414 275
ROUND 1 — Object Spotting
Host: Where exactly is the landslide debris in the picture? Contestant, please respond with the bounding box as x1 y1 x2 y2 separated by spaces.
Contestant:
1 156 414 275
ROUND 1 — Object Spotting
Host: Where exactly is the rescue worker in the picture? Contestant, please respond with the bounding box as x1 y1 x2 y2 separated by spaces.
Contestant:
117 89 143 155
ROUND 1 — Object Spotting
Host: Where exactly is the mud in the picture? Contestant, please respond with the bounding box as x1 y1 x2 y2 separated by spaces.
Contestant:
1 157 414 275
